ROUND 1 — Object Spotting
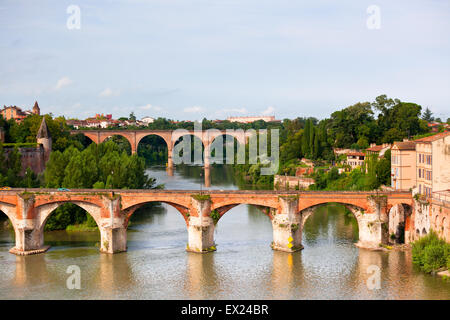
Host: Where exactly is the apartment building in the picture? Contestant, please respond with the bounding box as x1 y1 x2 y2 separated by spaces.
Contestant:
346 152 365 169
391 141 416 190
415 131 450 196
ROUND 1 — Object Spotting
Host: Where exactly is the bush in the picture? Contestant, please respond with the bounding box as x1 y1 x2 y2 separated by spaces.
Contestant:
411 230 450 273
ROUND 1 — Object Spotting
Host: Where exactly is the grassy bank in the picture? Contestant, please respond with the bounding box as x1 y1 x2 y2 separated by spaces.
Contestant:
412 230 450 274
66 222 98 232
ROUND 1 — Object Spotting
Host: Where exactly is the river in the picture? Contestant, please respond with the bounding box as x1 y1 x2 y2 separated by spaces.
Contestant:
0 165 449 299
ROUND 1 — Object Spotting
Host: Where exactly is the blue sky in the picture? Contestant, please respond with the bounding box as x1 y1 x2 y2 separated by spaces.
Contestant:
1 0 449 121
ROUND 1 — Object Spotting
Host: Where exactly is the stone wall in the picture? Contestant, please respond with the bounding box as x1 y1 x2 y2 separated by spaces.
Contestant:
274 175 314 190
3 146 46 175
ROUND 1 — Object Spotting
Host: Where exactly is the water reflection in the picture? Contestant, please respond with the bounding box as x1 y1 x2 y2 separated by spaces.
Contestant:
270 251 305 299
13 255 51 290
184 253 219 299
96 253 135 297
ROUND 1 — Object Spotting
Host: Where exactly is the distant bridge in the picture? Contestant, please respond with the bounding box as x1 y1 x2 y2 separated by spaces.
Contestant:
0 189 412 255
70 129 250 169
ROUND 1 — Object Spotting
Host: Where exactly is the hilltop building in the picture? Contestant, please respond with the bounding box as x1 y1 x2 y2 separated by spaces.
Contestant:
227 116 277 123
0 101 40 122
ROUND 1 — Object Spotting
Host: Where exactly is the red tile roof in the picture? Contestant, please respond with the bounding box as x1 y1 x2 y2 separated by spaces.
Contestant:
393 141 416 150
414 131 450 143
347 152 365 157
366 145 384 152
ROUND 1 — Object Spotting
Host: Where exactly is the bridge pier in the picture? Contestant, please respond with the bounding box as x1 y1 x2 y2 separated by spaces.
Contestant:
100 226 127 253
355 197 389 249
9 197 49 255
167 147 174 170
99 197 127 254
10 225 49 255
186 196 216 253
271 196 303 252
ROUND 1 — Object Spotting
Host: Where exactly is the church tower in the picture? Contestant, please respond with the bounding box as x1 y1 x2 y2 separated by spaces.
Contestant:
36 117 52 163
32 101 40 115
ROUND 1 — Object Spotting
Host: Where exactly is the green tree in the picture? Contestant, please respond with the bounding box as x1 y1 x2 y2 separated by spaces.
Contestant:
421 107 434 122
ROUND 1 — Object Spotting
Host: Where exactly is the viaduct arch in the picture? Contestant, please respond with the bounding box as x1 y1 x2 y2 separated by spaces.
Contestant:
70 129 248 169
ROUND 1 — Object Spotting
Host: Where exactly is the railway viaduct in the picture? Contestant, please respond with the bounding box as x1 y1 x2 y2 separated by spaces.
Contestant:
70 129 249 170
0 189 413 255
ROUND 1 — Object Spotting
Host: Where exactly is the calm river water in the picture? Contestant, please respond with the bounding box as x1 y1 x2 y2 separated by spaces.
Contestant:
0 165 449 299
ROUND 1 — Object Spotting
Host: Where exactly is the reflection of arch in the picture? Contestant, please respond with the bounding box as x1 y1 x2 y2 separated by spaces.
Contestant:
123 201 190 226
35 201 102 231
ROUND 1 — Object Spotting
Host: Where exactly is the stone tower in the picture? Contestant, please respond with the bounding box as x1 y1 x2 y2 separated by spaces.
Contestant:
32 101 40 115
36 117 52 163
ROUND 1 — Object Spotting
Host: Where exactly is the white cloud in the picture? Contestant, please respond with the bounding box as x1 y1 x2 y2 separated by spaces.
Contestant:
54 77 72 90
99 87 120 97
262 106 275 115
183 106 205 113
139 104 162 111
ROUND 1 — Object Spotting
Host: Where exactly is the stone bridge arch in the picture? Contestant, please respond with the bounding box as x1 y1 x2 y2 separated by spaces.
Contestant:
211 196 279 221
387 203 413 243
0 202 17 229
121 200 190 226
297 198 384 249
299 202 365 229
205 131 246 165
135 131 172 150
35 200 102 231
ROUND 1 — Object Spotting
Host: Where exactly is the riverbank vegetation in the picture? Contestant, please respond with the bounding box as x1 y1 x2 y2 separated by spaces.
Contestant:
412 231 450 274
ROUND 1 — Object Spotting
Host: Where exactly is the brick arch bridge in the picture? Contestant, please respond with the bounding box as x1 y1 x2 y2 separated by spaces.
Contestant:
0 189 412 255
70 129 249 169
